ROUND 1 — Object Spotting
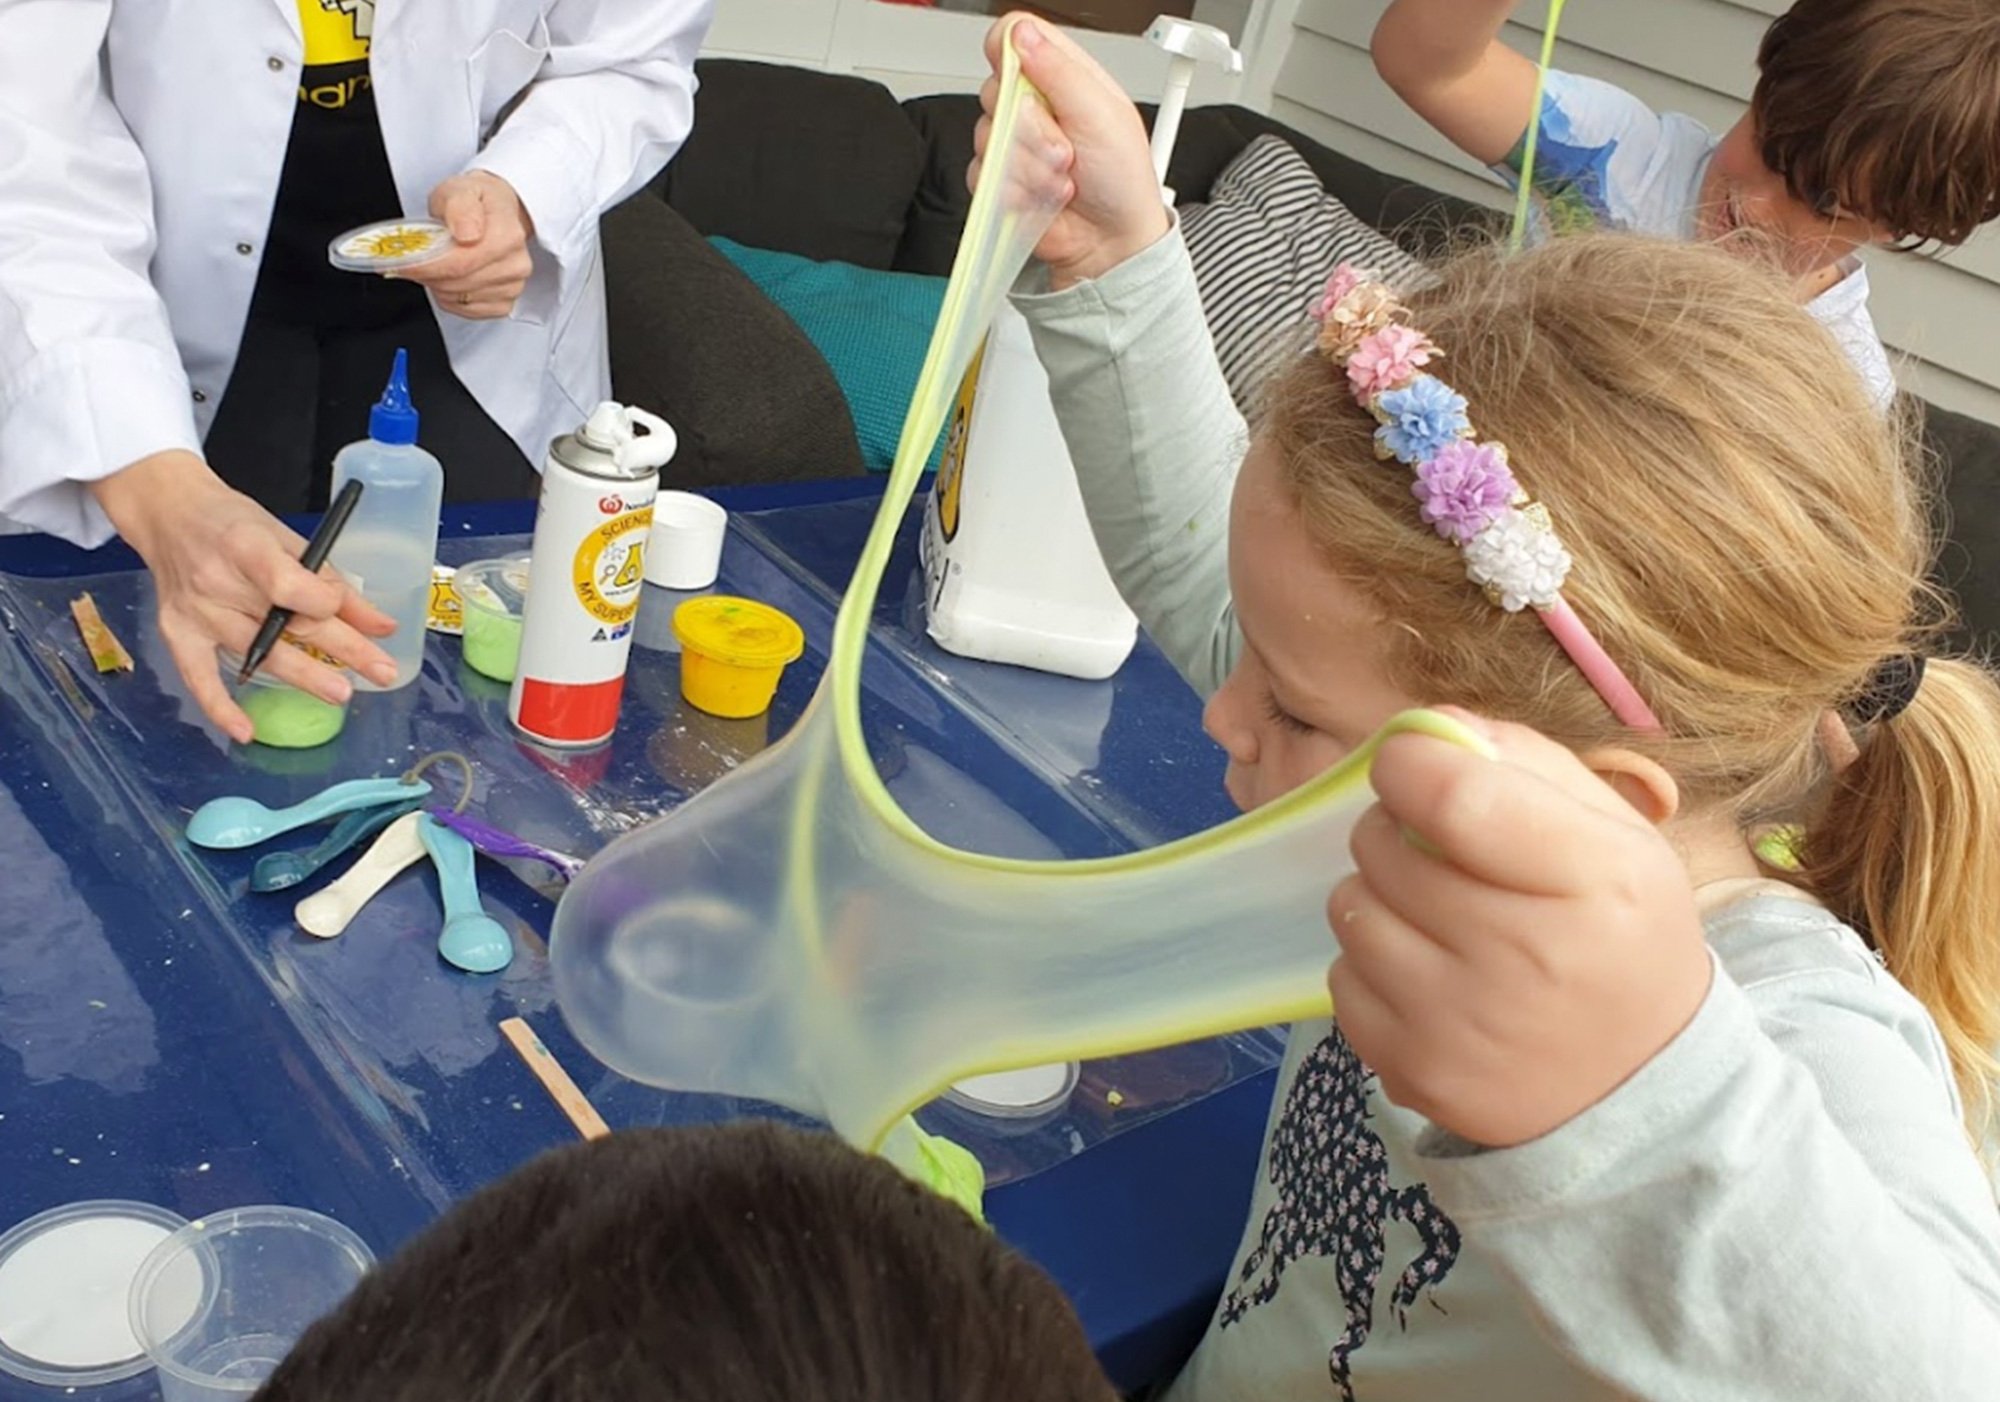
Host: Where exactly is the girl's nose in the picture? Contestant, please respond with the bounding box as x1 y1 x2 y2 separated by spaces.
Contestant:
1203 680 1259 768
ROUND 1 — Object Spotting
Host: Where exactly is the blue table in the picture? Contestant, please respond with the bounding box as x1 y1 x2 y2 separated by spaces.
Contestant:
0 479 1276 1397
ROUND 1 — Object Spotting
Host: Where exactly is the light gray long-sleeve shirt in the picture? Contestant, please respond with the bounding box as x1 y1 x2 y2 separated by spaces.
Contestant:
1013 227 2000 1401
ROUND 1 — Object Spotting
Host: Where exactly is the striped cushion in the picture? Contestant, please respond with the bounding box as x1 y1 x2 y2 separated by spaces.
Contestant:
1179 134 1427 416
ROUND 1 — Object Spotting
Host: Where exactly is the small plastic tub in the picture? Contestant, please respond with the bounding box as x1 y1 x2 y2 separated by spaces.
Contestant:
645 492 728 590
129 1206 375 1402
224 653 349 749
455 555 530 683
672 597 804 719
0 1199 193 1389
941 1063 1080 1134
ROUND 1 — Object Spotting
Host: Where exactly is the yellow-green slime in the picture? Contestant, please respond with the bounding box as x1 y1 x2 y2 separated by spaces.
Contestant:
463 606 523 682
240 686 347 749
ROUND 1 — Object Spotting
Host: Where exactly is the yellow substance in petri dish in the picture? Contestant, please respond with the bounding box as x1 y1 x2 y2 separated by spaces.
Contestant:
359 227 440 259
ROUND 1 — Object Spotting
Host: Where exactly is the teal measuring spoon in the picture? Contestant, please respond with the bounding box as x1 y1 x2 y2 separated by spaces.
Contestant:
187 777 433 850
249 794 429 893
417 815 514 974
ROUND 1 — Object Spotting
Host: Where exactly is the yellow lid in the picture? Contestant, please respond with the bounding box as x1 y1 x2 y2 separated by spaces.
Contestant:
671 596 805 669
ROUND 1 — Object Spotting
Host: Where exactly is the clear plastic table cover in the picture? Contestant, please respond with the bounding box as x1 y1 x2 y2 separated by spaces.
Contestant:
0 495 1277 1200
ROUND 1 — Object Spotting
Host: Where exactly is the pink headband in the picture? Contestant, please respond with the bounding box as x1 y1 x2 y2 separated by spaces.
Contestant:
1310 265 1662 732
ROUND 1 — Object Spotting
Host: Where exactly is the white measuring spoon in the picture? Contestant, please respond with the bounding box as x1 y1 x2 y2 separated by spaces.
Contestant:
295 811 429 938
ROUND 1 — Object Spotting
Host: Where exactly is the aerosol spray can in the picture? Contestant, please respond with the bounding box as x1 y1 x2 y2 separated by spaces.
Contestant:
509 402 678 747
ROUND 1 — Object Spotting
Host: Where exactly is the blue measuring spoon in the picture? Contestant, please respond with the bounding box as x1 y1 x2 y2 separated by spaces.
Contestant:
417 815 514 974
249 794 429 893
187 777 432 850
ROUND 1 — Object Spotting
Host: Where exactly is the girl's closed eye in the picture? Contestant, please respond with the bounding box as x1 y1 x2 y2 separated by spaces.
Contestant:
1263 691 1317 736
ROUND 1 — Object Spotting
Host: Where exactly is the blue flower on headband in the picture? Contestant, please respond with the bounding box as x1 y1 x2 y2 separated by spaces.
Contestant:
1375 375 1471 465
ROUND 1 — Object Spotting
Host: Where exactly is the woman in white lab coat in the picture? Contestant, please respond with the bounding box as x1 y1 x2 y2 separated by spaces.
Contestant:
0 0 712 741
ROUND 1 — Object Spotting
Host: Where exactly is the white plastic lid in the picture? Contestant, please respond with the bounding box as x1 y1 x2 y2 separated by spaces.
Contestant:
328 219 454 273
0 1200 199 1387
644 492 728 591
944 1062 1079 1119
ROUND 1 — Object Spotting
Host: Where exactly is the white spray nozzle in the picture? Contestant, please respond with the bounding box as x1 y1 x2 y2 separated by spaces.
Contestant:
1145 17 1243 69
1145 17 1243 189
580 401 679 473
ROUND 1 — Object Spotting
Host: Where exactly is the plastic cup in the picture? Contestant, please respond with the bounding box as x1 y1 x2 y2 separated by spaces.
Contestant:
672 596 804 719
455 555 530 683
644 491 728 590
129 1207 375 1401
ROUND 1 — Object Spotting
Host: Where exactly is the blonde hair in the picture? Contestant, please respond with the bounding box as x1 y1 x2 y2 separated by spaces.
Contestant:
1266 232 2000 1131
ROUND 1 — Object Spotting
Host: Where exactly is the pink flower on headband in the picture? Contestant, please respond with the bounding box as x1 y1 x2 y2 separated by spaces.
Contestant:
1412 441 1517 543
1311 264 1371 320
1347 325 1439 403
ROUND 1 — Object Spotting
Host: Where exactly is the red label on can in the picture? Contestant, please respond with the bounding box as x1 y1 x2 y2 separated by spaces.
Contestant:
515 674 626 745
598 495 624 514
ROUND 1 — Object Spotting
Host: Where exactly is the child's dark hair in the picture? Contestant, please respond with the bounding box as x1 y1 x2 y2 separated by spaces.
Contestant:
254 1122 1115 1402
1755 0 2000 247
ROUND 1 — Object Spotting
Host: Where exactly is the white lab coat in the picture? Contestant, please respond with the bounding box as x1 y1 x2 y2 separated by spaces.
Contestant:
0 0 713 546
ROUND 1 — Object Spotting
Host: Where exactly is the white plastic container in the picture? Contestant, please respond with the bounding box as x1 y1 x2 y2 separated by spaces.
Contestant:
920 303 1137 681
330 348 443 690
918 17 1241 684
644 490 727 590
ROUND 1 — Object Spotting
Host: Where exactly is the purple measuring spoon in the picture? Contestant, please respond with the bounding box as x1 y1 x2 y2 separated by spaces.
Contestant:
425 809 587 883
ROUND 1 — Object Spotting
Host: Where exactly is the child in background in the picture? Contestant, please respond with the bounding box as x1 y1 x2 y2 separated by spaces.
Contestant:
977 16 2000 1400
1371 0 2000 410
253 1122 1116 1402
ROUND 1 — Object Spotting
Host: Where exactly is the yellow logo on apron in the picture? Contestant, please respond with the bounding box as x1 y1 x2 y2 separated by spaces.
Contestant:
298 0 372 67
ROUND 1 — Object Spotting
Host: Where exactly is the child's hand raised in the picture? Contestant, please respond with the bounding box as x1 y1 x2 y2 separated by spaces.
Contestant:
970 15 1171 290
1327 712 1714 1148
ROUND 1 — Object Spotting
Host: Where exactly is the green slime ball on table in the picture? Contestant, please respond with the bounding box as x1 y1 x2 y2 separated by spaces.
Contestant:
462 607 523 683
239 684 348 749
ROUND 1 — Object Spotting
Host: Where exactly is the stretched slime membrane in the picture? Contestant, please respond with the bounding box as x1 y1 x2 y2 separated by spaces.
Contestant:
549 26 1490 1184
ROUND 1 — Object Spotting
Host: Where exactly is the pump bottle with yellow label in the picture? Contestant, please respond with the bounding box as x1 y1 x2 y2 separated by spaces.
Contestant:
919 17 1242 682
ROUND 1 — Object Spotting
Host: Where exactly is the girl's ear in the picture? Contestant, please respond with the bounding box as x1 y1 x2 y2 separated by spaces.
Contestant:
1579 746 1681 826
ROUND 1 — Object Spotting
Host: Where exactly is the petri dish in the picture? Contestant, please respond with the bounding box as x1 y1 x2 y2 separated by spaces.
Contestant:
328 219 454 273
0 1200 198 1388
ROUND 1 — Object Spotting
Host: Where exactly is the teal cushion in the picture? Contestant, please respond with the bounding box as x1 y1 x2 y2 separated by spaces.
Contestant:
709 237 947 472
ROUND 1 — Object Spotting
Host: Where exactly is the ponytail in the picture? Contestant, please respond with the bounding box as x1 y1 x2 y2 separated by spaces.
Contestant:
1803 658 2000 1137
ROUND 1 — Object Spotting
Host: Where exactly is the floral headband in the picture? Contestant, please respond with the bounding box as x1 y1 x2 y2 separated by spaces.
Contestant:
1310 265 1662 732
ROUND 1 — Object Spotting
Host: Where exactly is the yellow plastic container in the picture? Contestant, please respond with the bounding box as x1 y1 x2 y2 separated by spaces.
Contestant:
672 596 805 719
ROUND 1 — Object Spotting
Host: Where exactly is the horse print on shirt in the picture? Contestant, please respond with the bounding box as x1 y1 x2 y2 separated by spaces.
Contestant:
1218 1025 1462 1401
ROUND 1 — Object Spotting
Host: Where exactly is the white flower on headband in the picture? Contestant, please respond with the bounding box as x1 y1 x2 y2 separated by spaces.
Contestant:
1463 509 1572 612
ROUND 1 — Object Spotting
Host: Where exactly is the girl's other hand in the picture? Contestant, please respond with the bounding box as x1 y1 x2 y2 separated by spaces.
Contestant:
1327 712 1714 1147
970 15 1171 290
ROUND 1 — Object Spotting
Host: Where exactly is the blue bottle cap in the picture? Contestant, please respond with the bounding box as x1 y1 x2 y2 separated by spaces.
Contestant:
368 348 420 446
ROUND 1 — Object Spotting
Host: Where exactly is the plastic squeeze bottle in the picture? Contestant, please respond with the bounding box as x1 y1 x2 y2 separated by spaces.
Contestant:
329 348 443 690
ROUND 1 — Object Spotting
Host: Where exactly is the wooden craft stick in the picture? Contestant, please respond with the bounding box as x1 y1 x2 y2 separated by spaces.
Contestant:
500 1016 611 1140
69 593 133 673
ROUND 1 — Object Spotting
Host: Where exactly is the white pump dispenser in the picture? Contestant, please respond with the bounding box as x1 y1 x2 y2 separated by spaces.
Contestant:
919 16 1243 681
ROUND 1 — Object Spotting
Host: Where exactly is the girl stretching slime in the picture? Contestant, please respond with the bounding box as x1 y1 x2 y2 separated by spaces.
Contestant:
976 17 2000 1400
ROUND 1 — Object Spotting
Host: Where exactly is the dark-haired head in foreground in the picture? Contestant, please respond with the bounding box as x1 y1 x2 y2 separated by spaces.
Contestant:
255 1122 1116 1402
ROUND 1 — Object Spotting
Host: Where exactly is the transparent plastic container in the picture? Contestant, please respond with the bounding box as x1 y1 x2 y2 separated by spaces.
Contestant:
331 349 443 691
129 1207 375 1401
